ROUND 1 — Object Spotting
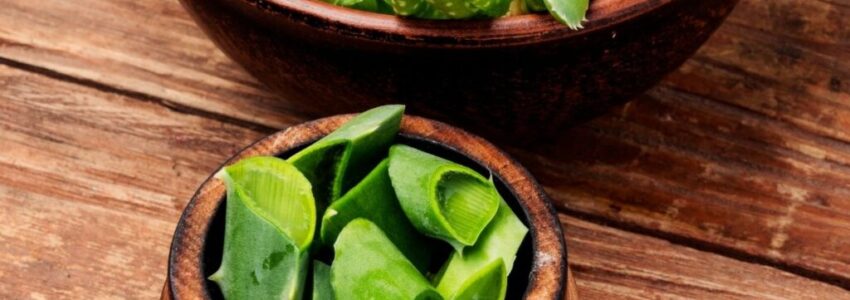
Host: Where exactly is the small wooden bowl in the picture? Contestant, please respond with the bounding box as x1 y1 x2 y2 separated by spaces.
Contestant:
164 115 570 299
178 0 738 141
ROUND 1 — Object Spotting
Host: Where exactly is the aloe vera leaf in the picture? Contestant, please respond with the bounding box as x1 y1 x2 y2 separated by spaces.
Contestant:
388 145 500 252
289 105 404 208
386 0 427 16
209 156 316 300
415 3 452 19
331 219 443 300
523 0 545 12
543 0 588 30
424 0 477 19
470 0 512 18
434 201 527 299
312 261 334 300
449 260 507 300
327 0 384 13
320 159 432 271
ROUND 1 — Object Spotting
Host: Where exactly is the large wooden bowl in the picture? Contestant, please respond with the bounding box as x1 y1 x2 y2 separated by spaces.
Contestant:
179 0 738 141
164 115 572 299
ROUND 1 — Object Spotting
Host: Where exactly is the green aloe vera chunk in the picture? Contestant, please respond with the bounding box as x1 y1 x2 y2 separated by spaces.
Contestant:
471 0 512 18
320 159 432 271
386 0 427 16
434 201 527 300
312 261 334 300
326 0 391 13
543 0 588 30
209 156 316 300
388 145 500 252
425 0 477 19
524 0 546 12
288 105 404 208
449 260 507 300
415 4 452 19
331 219 443 300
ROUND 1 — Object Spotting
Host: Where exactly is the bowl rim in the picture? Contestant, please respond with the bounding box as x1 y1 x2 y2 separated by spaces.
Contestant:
235 0 673 46
166 114 568 299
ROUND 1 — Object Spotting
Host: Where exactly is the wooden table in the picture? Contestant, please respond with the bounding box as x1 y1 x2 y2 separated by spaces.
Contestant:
0 0 847 298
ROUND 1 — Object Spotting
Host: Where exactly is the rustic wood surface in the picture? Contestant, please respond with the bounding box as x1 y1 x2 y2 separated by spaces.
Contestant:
0 0 847 299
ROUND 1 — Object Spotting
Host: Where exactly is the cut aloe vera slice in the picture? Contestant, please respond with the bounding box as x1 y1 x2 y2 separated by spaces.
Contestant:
415 3 452 19
470 0 512 18
385 0 427 16
524 0 546 12
312 261 334 300
425 0 477 19
434 201 527 300
388 145 500 251
289 105 404 208
331 219 443 300
320 159 432 271
209 156 316 300
449 260 506 300
543 0 588 30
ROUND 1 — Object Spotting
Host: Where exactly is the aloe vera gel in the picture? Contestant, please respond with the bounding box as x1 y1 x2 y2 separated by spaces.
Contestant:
211 105 528 300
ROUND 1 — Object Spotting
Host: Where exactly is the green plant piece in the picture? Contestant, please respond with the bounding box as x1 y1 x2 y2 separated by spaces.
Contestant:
523 0 546 12
385 0 427 16
320 159 432 271
209 156 316 300
288 105 404 209
324 0 393 13
448 260 507 300
471 0 512 18
434 201 527 300
543 0 588 30
312 261 334 300
425 0 477 19
415 4 452 19
388 145 500 252
331 219 443 300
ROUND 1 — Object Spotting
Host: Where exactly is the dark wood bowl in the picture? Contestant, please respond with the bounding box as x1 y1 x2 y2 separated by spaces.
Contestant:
164 115 572 299
178 0 738 142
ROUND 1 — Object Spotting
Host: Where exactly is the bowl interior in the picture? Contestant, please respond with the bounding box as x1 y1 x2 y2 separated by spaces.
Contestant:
199 134 536 298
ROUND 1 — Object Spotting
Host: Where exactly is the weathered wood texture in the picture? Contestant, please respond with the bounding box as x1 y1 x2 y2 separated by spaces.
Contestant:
519 0 850 287
5 65 839 299
0 0 848 298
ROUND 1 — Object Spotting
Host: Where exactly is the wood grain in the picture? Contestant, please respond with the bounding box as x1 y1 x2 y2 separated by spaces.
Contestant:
0 64 263 299
562 214 850 299
0 0 848 297
2 60 846 298
515 0 850 287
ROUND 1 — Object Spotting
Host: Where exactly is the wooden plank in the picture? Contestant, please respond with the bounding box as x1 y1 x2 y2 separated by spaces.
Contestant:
511 0 850 286
0 0 303 129
1 0 849 292
562 214 850 299
0 64 264 299
3 63 847 298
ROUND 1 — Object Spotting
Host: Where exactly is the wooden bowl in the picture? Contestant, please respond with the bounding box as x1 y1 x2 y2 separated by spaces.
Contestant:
178 0 738 141
164 115 571 299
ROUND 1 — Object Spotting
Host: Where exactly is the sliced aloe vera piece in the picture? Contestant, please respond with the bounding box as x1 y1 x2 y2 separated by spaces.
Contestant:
524 0 546 12
434 201 527 299
450 260 507 300
425 0 477 19
320 159 432 271
415 4 452 19
209 156 316 300
386 0 427 16
470 0 512 18
326 0 387 13
388 145 500 251
331 219 443 300
312 261 334 300
289 105 404 208
543 0 588 30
